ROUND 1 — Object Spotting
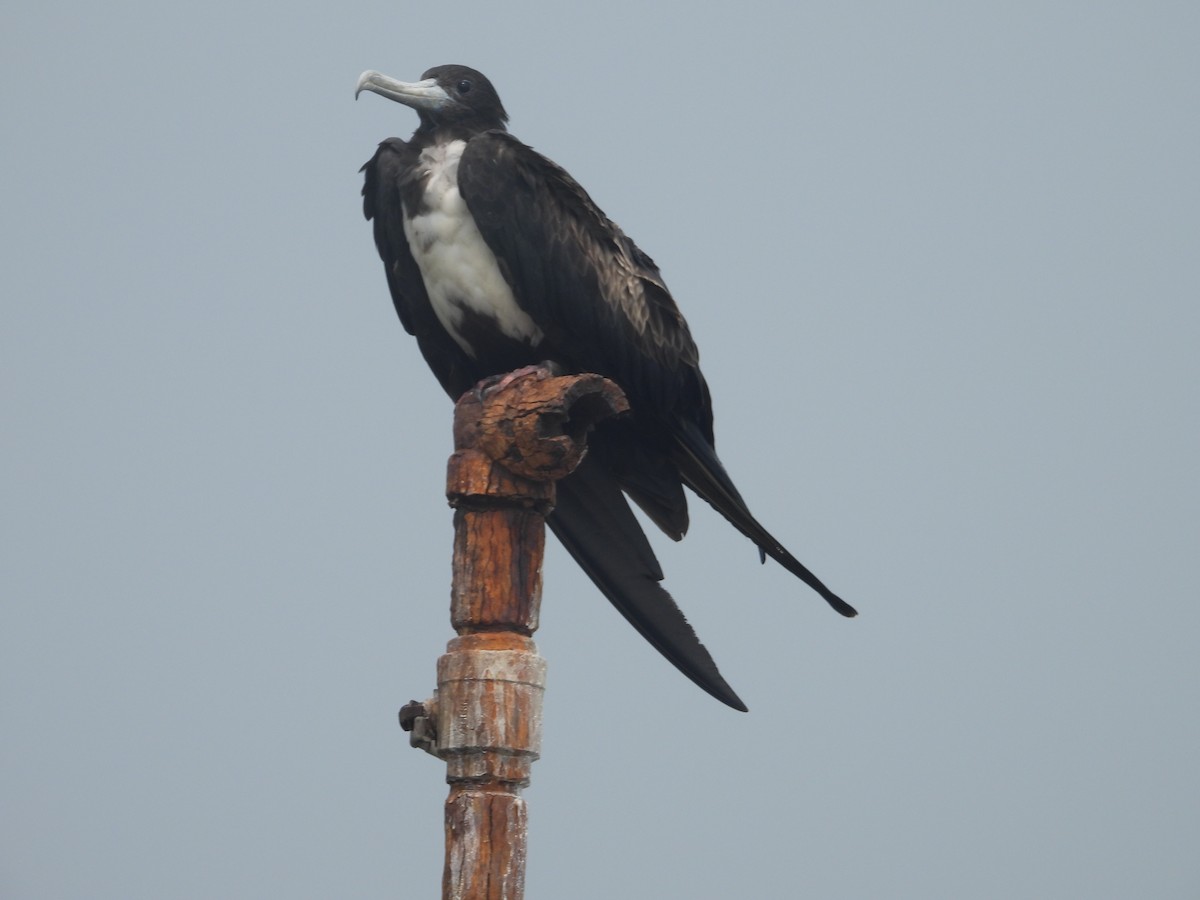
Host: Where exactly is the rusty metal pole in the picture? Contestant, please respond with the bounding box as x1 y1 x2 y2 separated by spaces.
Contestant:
400 368 627 900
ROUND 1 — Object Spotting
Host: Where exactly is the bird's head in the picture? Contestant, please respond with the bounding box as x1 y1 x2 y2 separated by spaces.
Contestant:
356 64 508 135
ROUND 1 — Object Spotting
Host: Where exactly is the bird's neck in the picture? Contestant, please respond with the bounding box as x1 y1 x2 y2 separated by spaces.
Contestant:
415 117 506 147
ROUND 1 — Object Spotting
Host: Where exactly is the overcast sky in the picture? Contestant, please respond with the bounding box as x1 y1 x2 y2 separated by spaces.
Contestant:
3 2 1198 898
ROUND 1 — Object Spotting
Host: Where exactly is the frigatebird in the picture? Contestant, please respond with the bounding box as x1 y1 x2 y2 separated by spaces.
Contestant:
357 64 854 711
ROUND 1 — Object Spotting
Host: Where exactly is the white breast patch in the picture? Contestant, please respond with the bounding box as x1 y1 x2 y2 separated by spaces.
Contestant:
403 140 544 357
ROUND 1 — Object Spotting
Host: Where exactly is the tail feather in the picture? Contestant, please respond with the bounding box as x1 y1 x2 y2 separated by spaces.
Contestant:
547 454 749 711
673 420 858 618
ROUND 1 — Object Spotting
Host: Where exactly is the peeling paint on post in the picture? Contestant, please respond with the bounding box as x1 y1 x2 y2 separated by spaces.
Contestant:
405 368 627 900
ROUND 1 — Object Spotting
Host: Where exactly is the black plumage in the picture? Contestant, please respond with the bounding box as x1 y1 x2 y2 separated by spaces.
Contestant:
358 64 854 711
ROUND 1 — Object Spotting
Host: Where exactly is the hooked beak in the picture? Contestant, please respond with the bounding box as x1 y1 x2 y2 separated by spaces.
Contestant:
355 71 451 111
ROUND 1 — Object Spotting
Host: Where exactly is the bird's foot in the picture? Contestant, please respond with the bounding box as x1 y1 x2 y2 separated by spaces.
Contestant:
474 361 565 399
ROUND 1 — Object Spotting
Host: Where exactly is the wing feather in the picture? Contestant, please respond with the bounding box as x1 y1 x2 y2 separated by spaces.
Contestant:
548 454 748 711
459 132 708 420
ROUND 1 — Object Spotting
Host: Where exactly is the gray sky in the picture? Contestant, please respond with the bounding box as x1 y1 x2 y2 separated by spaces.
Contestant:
3 2 1198 897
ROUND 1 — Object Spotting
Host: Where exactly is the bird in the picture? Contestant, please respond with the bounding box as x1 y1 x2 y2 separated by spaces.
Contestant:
357 64 854 711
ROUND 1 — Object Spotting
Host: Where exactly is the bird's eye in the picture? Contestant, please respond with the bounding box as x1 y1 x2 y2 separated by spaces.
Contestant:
457 79 472 94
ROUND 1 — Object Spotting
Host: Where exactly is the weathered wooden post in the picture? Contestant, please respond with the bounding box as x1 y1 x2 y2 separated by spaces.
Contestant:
400 368 628 900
